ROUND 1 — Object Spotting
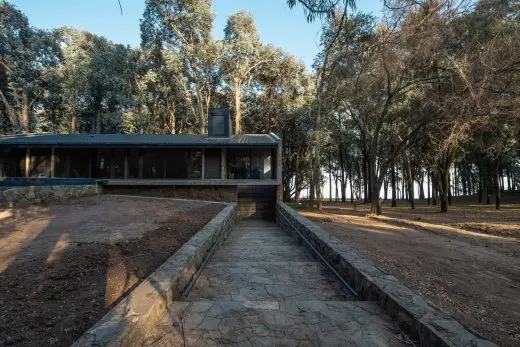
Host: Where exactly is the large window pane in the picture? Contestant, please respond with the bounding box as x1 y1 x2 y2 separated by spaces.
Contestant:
112 148 125 179
127 148 140 179
95 148 111 178
251 149 273 179
142 149 164 179
29 148 51 177
69 149 92 178
0 148 23 178
188 149 202 179
165 149 188 179
227 149 250 179
204 149 221 179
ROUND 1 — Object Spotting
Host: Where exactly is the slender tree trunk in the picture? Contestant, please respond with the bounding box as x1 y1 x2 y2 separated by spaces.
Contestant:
335 174 339 202
21 91 29 133
234 80 241 134
495 160 501 210
432 177 437 206
486 160 492 205
391 163 397 207
448 172 452 205
363 155 368 203
329 159 332 203
427 171 431 205
439 168 449 213
70 89 77 133
369 157 382 215
95 99 102 134
478 162 483 203
384 175 388 201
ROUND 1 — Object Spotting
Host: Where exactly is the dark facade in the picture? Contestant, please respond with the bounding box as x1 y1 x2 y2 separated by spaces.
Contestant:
0 110 283 218
0 134 281 184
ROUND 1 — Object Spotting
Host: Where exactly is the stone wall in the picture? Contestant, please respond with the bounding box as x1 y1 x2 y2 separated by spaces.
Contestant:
276 203 495 347
102 185 238 202
0 184 100 208
73 203 237 347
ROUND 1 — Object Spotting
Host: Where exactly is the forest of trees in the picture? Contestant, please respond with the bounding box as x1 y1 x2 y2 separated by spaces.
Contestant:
1 0 519 214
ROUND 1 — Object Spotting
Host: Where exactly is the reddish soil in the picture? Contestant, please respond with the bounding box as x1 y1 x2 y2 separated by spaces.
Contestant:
299 199 520 346
0 195 224 346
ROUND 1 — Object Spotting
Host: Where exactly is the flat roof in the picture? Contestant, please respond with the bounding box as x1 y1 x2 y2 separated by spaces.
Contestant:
0 133 279 147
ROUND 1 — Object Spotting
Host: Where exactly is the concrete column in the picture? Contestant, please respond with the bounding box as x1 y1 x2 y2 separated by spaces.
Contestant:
221 148 227 179
25 148 30 177
50 147 55 177
201 148 205 179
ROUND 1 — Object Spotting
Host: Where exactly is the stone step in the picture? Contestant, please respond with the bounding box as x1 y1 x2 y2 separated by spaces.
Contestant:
146 300 404 347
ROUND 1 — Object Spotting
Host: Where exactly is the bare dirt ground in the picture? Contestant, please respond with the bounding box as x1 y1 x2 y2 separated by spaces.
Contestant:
0 195 224 346
299 198 520 346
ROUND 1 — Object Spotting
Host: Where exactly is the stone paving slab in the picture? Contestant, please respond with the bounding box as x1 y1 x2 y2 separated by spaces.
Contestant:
146 300 404 346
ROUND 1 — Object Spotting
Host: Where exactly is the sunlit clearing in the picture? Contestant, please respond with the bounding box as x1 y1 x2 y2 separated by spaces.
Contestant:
0 218 51 272
45 233 70 264
0 210 13 220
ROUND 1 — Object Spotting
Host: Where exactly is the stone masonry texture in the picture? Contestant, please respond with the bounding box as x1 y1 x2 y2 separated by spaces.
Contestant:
275 202 496 347
0 184 100 208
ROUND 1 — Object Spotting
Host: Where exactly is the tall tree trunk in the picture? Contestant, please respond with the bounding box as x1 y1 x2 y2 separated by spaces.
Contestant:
405 158 415 210
486 160 492 205
329 158 332 203
21 91 29 133
448 172 452 205
363 154 368 203
478 162 483 203
234 80 241 134
70 90 77 133
95 99 102 134
335 174 339 202
418 174 425 200
438 168 449 213
427 171 431 205
432 177 437 206
339 146 346 202
391 163 397 207
369 157 382 215
384 175 388 201
495 159 501 210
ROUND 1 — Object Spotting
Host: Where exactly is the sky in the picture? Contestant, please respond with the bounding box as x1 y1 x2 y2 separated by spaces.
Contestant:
12 0 384 71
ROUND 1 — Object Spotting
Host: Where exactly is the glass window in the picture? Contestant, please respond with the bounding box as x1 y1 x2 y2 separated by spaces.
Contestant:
165 149 188 179
188 149 202 179
127 148 140 179
112 149 125 179
95 148 111 178
227 149 251 179
142 149 164 179
251 149 273 179
29 148 51 177
204 149 221 179
0 148 23 178
69 149 92 178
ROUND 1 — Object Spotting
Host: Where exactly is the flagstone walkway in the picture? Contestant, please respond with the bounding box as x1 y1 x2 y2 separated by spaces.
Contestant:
146 219 404 346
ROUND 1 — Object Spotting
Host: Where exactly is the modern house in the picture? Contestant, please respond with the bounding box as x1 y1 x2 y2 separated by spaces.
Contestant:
0 109 282 218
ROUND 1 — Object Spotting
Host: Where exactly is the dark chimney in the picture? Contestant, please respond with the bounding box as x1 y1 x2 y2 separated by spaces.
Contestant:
208 108 232 137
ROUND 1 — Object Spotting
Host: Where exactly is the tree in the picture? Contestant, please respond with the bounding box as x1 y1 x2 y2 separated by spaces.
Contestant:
141 0 220 134
221 11 265 134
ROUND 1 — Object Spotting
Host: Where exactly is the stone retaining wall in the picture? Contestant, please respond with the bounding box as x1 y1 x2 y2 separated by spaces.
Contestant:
73 203 237 347
276 203 495 347
0 184 100 208
102 185 238 202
